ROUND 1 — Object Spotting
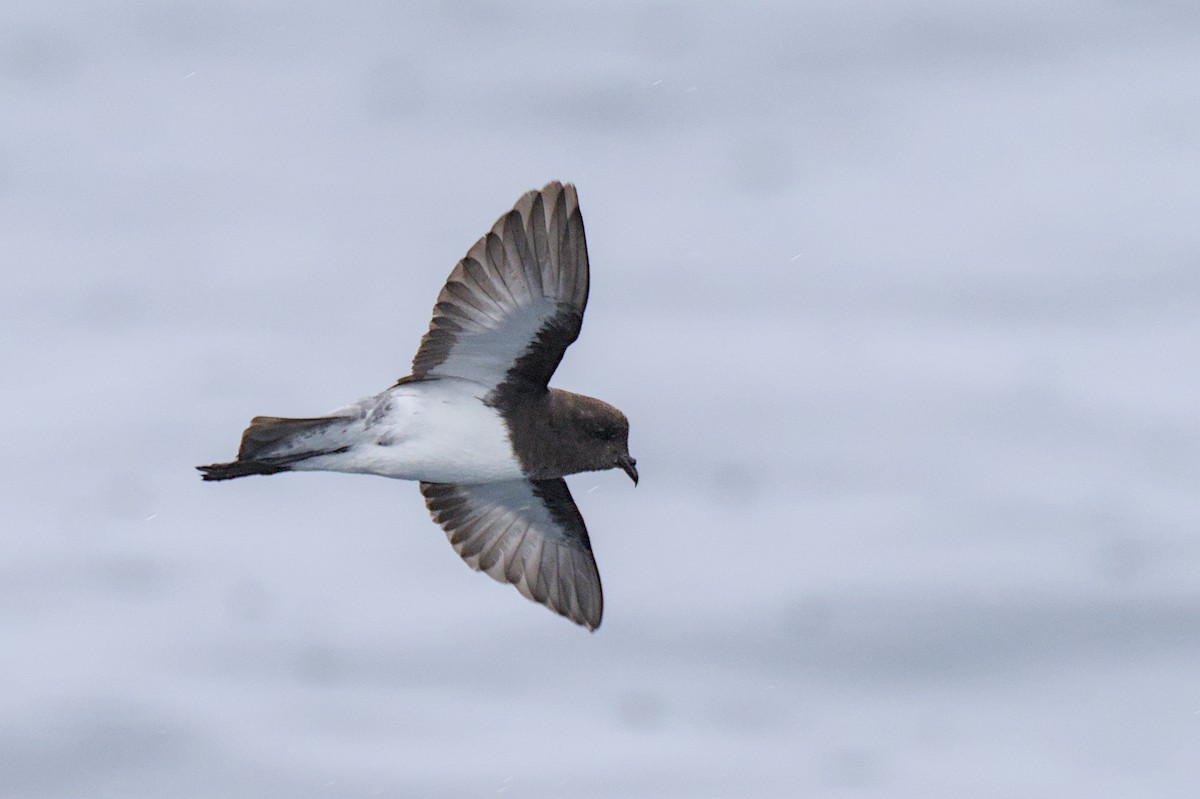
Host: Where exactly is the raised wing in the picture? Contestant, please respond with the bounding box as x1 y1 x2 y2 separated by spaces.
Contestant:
419 477 603 630
404 181 590 393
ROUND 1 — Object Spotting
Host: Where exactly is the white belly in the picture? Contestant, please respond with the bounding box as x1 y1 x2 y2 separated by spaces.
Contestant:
293 379 524 483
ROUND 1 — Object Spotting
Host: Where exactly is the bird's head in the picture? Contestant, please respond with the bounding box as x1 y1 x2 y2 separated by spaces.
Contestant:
566 395 638 485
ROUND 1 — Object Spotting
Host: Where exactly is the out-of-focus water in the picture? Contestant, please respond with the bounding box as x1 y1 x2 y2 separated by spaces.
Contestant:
2 2 1198 796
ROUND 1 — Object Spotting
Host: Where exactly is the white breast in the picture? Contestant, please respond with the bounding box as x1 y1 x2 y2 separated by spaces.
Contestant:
292 379 524 483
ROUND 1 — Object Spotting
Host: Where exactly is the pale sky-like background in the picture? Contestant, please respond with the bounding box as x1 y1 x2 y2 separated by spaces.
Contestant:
2 1 1199 797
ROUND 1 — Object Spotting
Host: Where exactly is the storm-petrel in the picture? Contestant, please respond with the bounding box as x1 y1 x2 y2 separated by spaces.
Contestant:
198 182 635 630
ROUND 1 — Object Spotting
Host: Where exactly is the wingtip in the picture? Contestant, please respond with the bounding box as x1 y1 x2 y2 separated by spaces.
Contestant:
533 180 579 209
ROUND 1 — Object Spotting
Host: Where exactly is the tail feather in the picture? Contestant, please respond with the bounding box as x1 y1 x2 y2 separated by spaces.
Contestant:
198 415 352 481
197 458 293 481
238 415 343 460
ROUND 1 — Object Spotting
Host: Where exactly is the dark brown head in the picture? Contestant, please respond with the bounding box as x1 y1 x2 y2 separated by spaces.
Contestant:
536 389 637 483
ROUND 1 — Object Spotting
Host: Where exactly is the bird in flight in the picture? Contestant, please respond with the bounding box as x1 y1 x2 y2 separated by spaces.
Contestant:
198 182 636 631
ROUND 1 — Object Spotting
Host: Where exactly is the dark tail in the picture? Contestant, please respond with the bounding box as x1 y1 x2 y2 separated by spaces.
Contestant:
197 458 298 481
198 415 350 481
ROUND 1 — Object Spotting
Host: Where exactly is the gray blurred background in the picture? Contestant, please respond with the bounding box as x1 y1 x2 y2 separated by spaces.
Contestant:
2 1 1198 797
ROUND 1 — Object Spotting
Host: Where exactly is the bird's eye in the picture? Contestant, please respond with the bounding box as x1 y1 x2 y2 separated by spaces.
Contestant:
594 427 616 441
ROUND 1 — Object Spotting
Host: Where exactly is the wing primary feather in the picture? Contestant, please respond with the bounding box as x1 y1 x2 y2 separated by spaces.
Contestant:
503 210 543 296
485 232 527 302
